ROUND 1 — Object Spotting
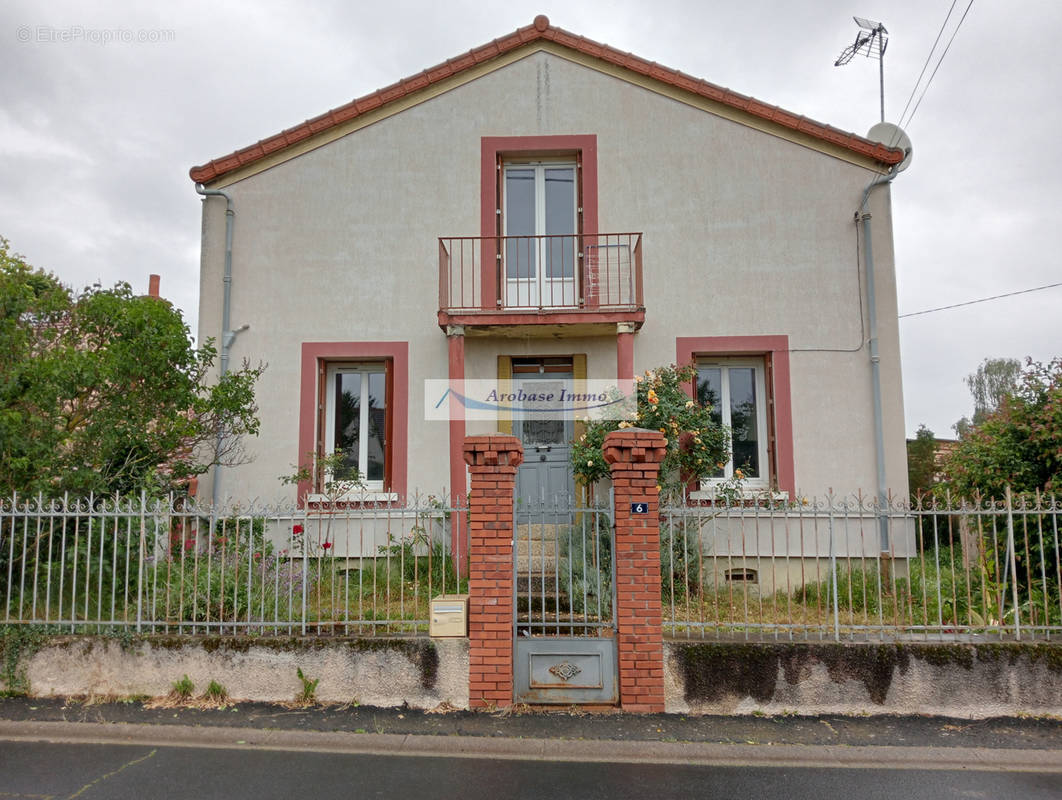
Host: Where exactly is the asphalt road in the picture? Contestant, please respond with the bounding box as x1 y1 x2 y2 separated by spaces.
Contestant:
0 739 1060 800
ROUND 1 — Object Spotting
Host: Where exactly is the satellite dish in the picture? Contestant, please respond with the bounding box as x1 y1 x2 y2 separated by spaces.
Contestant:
866 122 913 172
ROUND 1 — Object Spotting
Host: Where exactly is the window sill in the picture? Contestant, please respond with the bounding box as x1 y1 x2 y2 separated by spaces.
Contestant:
307 491 399 505
689 487 789 503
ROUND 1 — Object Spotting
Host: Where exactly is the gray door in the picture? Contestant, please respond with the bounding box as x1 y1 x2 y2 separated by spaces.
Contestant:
513 372 575 514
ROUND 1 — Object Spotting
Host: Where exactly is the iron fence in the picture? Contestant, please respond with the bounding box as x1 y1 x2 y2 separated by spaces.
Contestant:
5 489 1060 643
661 491 1062 642
1 492 465 636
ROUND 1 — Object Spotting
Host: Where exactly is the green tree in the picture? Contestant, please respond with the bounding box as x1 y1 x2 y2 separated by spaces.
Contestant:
945 358 1062 498
570 363 730 500
0 237 263 497
953 357 1022 436
906 424 938 499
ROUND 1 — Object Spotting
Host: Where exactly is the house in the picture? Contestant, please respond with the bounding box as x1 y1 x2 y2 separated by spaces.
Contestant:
190 15 909 514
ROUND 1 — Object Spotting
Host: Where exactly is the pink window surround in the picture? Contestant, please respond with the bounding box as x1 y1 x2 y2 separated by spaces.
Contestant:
297 341 409 503
480 135 599 308
676 336 795 497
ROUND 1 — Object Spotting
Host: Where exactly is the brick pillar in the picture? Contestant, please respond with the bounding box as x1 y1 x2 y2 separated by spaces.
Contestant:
604 428 667 712
464 434 522 709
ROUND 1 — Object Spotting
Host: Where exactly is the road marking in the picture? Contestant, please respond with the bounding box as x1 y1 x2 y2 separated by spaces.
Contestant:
65 748 157 799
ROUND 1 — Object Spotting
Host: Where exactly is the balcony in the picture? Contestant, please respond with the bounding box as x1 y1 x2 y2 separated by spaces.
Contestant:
438 233 645 337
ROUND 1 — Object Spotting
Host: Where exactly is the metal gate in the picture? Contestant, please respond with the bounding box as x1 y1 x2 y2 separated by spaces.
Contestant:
513 497 617 704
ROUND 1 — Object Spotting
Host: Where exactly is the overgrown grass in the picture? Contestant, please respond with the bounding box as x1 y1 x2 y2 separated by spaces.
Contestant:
664 544 1062 632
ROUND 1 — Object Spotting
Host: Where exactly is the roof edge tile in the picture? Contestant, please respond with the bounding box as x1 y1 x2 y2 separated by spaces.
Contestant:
189 15 903 184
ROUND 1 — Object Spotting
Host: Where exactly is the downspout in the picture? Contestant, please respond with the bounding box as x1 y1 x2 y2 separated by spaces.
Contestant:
194 183 239 510
857 168 899 554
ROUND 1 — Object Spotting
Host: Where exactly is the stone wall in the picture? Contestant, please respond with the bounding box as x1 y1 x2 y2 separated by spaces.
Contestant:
665 641 1062 718
10 635 468 709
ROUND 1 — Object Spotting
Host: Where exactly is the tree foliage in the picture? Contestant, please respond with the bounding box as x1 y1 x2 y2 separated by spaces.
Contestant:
953 357 1022 436
0 237 263 497
945 357 1062 498
906 424 938 498
570 363 730 499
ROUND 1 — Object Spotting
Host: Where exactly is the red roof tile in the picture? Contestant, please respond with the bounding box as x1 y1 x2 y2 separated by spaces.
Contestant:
189 15 904 185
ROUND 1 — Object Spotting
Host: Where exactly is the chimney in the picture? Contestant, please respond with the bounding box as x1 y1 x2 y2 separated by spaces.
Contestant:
148 274 161 298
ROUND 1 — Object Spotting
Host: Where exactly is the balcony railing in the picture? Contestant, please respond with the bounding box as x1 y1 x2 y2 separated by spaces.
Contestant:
439 233 643 315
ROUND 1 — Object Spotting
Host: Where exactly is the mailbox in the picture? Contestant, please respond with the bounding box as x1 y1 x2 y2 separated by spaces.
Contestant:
429 594 469 637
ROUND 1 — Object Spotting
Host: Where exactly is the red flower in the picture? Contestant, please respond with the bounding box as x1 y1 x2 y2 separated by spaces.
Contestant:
292 524 304 535
254 552 261 560
184 538 196 549
321 541 332 550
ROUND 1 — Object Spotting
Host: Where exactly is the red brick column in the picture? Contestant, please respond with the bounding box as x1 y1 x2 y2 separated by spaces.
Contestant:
464 434 522 709
604 428 667 712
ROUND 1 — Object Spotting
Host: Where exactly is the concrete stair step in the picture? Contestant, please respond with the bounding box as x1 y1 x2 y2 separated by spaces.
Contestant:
516 539 560 558
515 559 561 576
515 523 564 542
516 574 570 595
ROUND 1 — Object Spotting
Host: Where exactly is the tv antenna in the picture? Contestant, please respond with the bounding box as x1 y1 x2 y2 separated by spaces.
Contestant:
835 16 889 122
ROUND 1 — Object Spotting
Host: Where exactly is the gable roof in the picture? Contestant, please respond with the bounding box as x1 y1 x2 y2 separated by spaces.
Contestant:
189 14 905 186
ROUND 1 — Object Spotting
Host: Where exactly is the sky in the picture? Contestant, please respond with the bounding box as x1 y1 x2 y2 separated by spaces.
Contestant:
2 0 1059 440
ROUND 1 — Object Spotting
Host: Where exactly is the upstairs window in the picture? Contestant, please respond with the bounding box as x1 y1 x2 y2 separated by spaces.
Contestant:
502 160 578 308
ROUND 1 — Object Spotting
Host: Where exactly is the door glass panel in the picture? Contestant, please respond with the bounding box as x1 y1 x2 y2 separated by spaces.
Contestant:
523 418 566 446
333 372 361 482
728 367 759 477
505 168 535 279
544 167 575 279
515 377 572 446
366 370 387 482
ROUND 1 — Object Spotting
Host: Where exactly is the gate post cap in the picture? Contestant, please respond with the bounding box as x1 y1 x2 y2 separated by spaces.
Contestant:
603 428 667 464
463 434 524 468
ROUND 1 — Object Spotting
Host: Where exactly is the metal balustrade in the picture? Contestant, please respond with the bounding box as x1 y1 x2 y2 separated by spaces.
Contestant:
439 233 643 313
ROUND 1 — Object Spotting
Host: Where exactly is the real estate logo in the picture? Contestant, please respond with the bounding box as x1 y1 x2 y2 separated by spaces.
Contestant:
424 379 636 421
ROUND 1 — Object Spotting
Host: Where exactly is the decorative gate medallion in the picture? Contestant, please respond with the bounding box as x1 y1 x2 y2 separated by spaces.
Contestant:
549 662 582 682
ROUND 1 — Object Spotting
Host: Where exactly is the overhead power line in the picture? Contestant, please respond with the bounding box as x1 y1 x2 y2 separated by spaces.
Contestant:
894 0 957 129
902 0 975 129
899 282 1062 319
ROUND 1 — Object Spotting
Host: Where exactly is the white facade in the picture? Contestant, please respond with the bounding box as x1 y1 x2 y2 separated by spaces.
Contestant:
193 27 908 506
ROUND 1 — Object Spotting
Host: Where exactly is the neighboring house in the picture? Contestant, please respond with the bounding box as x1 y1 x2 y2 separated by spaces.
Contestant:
190 15 909 511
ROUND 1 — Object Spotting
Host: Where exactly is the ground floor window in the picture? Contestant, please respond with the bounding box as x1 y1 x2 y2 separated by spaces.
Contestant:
324 363 388 490
298 342 408 502
697 359 769 488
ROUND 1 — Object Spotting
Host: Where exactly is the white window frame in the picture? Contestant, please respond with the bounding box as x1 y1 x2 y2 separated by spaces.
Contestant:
323 363 387 493
502 160 578 308
697 358 770 491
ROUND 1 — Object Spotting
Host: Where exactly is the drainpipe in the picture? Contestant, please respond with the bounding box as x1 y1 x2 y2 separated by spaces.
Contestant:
195 183 240 510
857 169 899 554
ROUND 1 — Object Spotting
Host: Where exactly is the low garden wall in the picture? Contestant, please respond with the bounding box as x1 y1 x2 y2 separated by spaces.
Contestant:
4 630 1061 719
2 631 468 709
665 640 1062 718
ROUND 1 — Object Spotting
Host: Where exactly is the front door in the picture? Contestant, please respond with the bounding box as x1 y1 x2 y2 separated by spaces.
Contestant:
503 163 577 309
512 359 575 515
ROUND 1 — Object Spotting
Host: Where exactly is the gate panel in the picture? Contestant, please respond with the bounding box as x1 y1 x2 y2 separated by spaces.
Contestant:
516 638 616 704
513 500 617 704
